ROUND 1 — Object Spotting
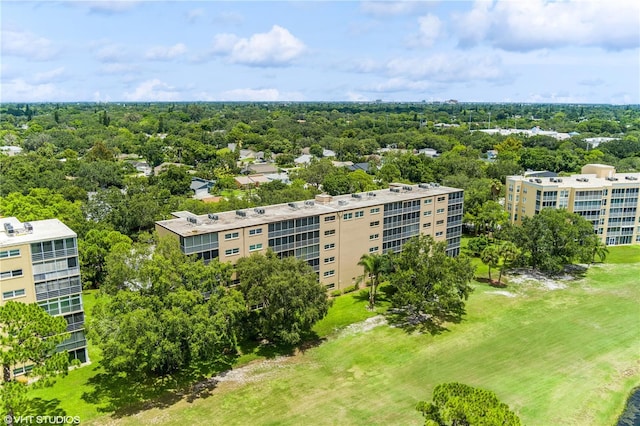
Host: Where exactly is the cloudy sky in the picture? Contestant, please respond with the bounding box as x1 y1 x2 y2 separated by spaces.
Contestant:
2 1 639 104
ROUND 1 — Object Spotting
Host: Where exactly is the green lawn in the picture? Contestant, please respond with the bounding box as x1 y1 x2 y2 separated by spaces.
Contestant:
31 250 640 425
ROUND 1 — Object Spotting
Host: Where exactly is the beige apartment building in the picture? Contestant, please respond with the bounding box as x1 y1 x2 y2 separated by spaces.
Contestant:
156 183 464 291
505 164 640 246
0 217 88 374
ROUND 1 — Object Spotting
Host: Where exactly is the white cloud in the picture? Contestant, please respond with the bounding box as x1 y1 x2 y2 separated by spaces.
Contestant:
364 78 434 93
81 1 140 14
1 30 59 61
346 91 369 102
360 1 420 17
219 88 304 102
33 67 66 84
212 11 244 25
385 53 506 82
95 44 128 63
210 25 306 66
123 79 182 101
186 8 204 23
99 63 138 74
455 0 640 51
415 14 441 47
1 79 64 102
145 43 187 60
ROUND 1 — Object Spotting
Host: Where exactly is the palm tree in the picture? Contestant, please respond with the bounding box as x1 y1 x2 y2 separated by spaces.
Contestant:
481 245 500 283
591 238 609 263
497 241 519 285
358 253 385 310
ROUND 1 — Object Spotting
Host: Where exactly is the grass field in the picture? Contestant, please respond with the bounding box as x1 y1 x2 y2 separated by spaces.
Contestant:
31 249 640 425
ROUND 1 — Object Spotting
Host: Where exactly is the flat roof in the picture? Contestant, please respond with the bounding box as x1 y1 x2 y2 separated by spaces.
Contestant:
0 217 77 248
508 173 640 189
157 184 460 237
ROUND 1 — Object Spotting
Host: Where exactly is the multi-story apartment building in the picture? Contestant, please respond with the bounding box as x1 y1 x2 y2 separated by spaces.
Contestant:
505 164 640 246
0 217 88 373
156 183 464 291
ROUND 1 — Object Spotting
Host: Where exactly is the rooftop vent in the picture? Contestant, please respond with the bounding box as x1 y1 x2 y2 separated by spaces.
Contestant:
207 214 219 221
390 188 401 193
338 200 348 206
23 222 33 233
304 200 315 206
351 193 362 199
625 176 638 181
3 223 14 236
287 202 298 210
236 210 247 217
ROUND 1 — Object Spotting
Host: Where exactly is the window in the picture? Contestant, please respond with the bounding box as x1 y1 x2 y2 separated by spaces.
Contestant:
435 231 444 237
437 196 446 202
323 270 335 277
436 208 445 214
343 213 353 220
369 234 379 240
369 247 378 253
324 215 336 222
249 228 262 236
0 269 23 280
424 199 432 205
325 283 335 290
224 248 240 256
324 229 336 236
0 249 20 259
370 220 380 227
224 232 239 240
436 220 444 225
370 207 380 214
324 256 335 264
355 211 364 218
423 211 432 216
2 289 25 300
324 243 335 250
249 243 262 252
423 222 432 228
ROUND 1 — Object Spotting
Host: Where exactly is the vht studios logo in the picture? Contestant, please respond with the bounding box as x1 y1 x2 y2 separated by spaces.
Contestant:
4 416 80 425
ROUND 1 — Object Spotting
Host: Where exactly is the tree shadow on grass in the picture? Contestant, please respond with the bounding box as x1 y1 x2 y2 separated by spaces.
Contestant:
22 397 66 417
386 308 465 336
81 359 233 418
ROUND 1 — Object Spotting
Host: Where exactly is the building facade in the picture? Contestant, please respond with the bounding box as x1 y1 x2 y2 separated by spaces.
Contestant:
505 164 640 246
156 183 464 291
0 217 88 373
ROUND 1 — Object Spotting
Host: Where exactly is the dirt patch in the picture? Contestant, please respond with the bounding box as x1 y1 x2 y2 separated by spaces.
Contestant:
338 315 387 337
486 290 517 298
213 356 292 385
508 269 572 290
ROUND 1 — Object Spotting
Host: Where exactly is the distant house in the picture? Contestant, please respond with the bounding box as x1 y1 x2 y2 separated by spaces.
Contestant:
322 149 336 158
234 174 270 188
417 148 439 158
347 162 371 173
128 160 152 176
332 160 354 168
0 146 22 156
294 154 313 165
154 162 189 175
265 173 291 184
248 163 279 175
486 150 498 160
190 178 216 197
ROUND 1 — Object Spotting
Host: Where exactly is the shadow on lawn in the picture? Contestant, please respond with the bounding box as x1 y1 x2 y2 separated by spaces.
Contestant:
81 359 233 418
22 397 67 417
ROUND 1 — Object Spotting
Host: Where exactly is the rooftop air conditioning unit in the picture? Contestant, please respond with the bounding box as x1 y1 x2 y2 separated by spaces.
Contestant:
304 200 315 206
351 193 362 199
338 200 348 206
3 223 14 235
625 176 638 181
207 214 219 221
288 202 298 209
367 192 376 197
187 216 198 224
23 222 33 232
236 210 247 217
418 183 430 189
254 208 266 215
390 188 400 193
403 185 413 191
535 178 542 183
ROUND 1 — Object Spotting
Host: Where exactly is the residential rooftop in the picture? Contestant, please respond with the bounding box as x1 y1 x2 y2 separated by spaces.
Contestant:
0 217 77 247
156 183 459 237
508 172 640 188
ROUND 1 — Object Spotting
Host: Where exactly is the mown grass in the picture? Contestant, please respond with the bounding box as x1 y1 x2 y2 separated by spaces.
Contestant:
31 248 640 425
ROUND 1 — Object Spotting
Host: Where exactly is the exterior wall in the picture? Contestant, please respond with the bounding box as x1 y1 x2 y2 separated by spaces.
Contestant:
0 242 36 303
155 185 465 292
506 167 640 246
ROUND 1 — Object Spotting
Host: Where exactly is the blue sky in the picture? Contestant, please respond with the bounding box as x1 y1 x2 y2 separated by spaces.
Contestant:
2 1 639 104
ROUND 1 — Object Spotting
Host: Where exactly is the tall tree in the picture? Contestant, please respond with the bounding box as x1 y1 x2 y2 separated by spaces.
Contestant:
0 302 70 424
416 382 521 426
497 241 520 285
389 235 475 332
358 253 387 310
236 252 330 345
481 245 500 283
